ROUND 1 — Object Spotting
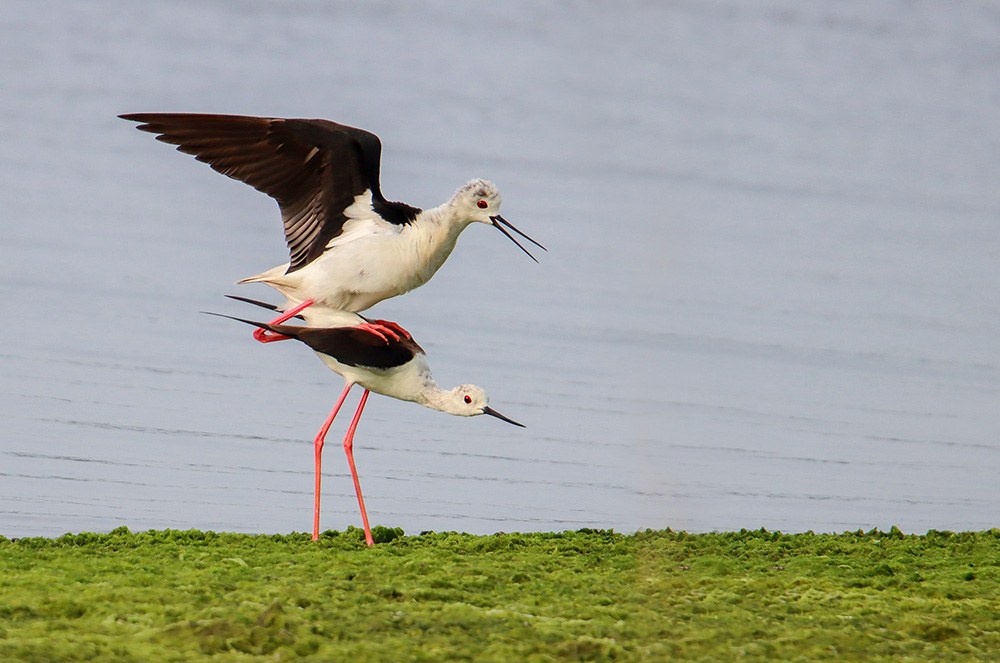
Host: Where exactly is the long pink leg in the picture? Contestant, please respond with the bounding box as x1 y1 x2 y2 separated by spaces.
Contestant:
312 381 353 541
343 389 374 546
253 299 315 343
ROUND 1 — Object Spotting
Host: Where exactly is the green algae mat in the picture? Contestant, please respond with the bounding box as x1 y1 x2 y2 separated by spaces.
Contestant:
2 527 998 662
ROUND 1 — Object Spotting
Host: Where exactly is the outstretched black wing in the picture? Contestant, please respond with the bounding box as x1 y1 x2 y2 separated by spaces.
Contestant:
121 113 420 273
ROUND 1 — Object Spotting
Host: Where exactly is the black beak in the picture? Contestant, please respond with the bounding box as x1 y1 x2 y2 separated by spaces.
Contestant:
490 215 547 263
483 406 525 428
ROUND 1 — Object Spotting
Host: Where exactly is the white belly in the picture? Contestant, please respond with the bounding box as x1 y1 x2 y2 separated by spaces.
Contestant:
317 350 434 403
240 222 461 315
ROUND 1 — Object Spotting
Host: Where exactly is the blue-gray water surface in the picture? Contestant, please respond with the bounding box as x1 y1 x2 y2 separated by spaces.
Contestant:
2 1 998 537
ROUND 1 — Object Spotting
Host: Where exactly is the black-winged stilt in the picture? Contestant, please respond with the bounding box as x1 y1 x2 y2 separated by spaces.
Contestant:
121 113 546 329
208 302 523 545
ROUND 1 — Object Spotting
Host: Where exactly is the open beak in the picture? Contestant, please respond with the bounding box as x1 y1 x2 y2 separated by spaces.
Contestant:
483 405 525 428
490 215 547 263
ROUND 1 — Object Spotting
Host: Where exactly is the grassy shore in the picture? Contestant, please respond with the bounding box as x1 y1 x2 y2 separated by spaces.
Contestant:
1 527 998 661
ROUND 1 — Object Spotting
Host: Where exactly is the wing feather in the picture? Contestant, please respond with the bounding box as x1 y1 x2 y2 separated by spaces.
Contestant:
121 113 421 273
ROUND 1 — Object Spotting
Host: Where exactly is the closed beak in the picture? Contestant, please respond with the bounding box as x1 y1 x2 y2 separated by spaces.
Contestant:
483 405 525 427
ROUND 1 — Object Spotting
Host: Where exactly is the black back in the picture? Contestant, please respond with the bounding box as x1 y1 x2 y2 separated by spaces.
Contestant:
211 313 426 371
290 325 423 370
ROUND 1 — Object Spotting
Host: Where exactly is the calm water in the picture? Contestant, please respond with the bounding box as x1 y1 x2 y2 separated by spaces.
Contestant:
2 1 999 537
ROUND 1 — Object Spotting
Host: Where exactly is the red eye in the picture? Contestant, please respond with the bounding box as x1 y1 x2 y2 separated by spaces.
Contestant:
464 395 472 404
477 200 488 209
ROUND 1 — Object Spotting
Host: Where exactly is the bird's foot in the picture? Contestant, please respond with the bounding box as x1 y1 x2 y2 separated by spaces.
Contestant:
368 319 412 340
253 327 291 343
252 299 314 344
355 322 403 343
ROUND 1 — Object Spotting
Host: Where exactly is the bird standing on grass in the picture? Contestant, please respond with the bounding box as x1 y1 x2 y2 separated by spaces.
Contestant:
208 304 523 545
123 112 538 543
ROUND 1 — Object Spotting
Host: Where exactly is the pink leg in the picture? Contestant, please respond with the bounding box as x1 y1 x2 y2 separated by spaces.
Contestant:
312 381 353 541
343 389 374 546
253 299 315 343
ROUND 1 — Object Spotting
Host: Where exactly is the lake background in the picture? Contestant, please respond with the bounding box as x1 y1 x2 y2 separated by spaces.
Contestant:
2 1 998 537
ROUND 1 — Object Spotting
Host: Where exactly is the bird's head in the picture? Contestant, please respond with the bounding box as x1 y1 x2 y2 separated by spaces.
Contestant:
454 179 503 223
449 384 524 427
451 179 546 262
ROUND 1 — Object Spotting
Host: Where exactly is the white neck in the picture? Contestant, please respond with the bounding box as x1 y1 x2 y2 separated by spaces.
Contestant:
423 195 479 233
417 383 466 416
407 202 478 278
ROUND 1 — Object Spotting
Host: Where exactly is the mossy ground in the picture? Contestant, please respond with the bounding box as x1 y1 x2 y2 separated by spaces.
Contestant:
1 526 998 661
